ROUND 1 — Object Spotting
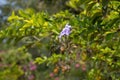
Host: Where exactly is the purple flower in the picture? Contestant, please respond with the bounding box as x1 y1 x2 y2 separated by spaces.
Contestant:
28 74 35 80
23 65 27 71
59 23 71 39
29 62 37 71
49 72 54 77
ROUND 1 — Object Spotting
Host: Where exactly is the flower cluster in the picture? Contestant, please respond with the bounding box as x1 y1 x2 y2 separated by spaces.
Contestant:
29 62 37 71
22 61 37 80
59 23 71 39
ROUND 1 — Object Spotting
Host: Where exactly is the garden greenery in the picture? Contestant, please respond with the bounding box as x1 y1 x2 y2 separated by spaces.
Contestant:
0 0 120 80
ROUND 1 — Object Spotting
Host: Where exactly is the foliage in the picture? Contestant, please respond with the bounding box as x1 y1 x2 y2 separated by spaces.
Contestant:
0 0 67 28
0 0 120 80
0 47 39 80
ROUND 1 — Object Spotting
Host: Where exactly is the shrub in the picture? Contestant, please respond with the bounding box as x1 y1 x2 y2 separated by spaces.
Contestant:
0 0 120 80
